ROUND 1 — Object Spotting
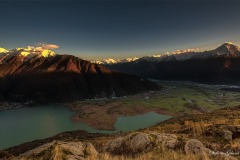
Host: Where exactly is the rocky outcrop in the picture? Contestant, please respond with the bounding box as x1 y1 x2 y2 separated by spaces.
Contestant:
103 132 178 154
184 139 210 156
2 132 239 160
205 125 240 142
221 130 233 141
14 141 98 160
154 133 178 149
185 139 238 160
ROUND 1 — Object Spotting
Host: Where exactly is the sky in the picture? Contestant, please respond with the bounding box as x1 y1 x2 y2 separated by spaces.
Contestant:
0 0 240 60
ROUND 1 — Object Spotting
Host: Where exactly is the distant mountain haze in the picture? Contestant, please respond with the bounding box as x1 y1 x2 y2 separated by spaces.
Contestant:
0 47 158 103
106 43 240 84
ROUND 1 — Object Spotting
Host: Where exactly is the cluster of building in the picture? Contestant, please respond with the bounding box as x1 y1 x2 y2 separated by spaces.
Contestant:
0 101 33 111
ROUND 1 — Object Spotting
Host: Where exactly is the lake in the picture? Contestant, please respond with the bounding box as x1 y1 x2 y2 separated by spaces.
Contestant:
0 105 171 149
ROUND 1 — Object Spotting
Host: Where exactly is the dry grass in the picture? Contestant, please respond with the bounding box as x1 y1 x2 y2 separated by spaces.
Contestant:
183 121 206 137
0 150 13 159
87 150 211 160
141 106 240 155
230 139 240 150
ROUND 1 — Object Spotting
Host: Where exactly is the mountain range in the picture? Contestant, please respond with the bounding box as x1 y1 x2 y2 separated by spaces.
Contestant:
91 57 139 64
106 42 240 84
1 42 239 103
0 47 158 103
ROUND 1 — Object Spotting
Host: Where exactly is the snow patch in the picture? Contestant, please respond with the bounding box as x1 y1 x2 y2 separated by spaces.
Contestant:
0 48 8 53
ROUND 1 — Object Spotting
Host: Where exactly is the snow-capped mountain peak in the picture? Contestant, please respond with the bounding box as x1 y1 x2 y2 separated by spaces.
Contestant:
0 46 56 63
152 55 162 58
91 58 117 64
40 49 55 57
12 47 55 56
91 57 139 64
105 58 118 64
138 42 240 62
0 47 8 53
214 42 240 57
216 42 240 51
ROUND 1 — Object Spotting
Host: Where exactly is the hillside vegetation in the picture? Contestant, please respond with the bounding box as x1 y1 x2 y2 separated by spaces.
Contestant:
1 106 240 160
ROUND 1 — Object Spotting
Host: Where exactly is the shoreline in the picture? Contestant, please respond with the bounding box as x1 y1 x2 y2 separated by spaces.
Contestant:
68 97 176 130
0 90 180 131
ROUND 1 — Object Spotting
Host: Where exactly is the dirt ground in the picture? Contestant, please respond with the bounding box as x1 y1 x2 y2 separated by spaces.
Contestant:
68 100 175 130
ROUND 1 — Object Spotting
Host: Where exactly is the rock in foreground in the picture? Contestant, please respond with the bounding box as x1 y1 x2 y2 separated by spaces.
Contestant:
103 132 178 154
14 141 98 160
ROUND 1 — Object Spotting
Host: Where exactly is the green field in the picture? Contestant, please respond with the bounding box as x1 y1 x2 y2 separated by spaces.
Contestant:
122 81 240 114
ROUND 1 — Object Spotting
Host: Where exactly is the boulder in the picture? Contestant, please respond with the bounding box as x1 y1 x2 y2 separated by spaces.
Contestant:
222 130 233 141
153 133 178 149
185 139 210 155
85 142 99 156
124 133 151 153
103 132 178 155
15 141 98 160
103 133 151 154
185 139 238 160
185 139 211 160
102 137 124 153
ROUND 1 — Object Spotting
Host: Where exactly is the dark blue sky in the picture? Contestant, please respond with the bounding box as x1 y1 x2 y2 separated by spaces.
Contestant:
0 0 240 59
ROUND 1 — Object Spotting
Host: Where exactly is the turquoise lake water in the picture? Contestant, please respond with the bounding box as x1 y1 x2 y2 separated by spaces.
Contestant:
0 105 171 149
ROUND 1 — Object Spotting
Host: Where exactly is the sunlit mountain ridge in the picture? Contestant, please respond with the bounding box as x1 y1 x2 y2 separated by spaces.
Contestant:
90 42 240 64
91 57 139 64
106 42 240 84
0 46 158 103
0 46 55 63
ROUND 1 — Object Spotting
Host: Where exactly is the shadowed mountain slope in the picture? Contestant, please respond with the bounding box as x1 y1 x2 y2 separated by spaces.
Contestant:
0 50 158 103
107 43 240 84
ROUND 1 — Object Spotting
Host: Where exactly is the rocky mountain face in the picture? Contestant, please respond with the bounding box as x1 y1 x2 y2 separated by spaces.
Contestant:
107 43 240 84
0 47 158 103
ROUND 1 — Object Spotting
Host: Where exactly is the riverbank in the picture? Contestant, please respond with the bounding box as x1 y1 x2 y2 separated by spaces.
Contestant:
68 97 176 130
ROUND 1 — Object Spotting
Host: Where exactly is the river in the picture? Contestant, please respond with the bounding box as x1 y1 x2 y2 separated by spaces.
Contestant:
0 105 171 149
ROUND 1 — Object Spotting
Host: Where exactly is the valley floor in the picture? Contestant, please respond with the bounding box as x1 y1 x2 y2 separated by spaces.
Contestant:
1 80 240 159
68 80 240 130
